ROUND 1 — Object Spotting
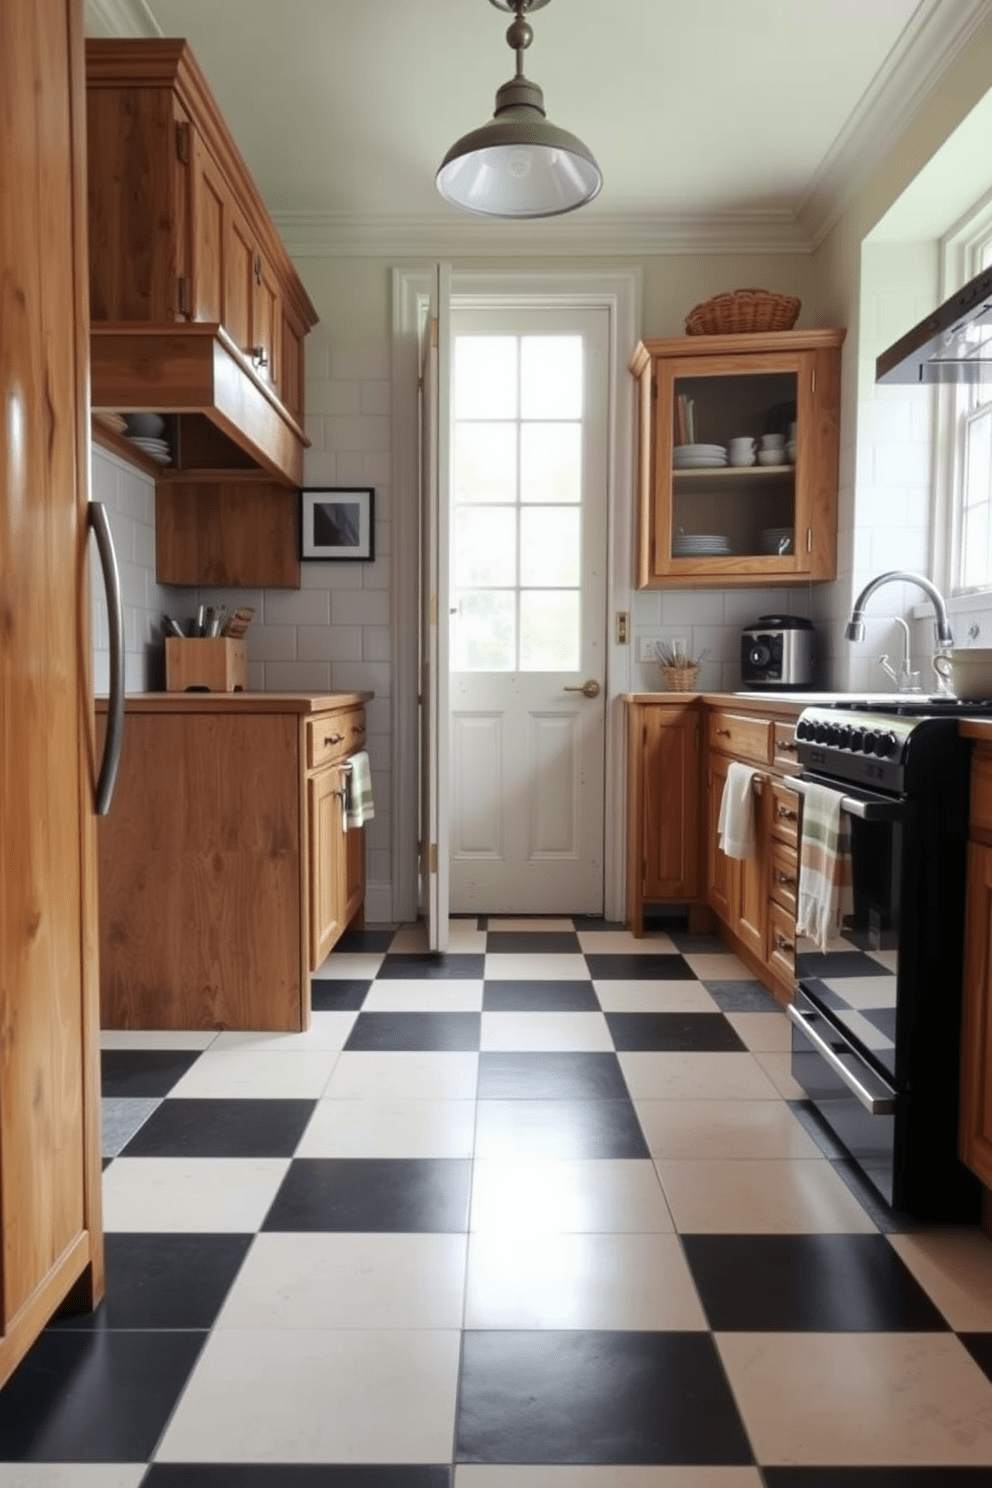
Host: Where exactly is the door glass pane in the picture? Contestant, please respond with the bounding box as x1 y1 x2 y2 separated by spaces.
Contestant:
520 590 580 670
521 337 582 418
455 422 517 503
521 423 581 503
452 590 515 670
454 337 517 419
453 507 516 586
520 508 580 586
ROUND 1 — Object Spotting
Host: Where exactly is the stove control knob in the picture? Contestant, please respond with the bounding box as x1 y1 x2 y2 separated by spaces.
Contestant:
827 725 842 745
796 718 814 741
862 731 876 754
837 726 854 749
849 728 865 752
815 723 829 743
875 731 898 758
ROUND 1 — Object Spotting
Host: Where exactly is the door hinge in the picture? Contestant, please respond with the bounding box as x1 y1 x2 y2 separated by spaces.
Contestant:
177 275 191 315
430 316 438 348
429 843 438 873
175 121 190 163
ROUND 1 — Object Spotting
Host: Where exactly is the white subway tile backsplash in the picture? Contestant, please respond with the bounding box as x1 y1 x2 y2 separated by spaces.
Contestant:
249 625 298 663
360 381 390 416
329 344 389 382
361 556 390 592
365 698 391 735
330 588 389 627
334 452 367 484
303 450 338 484
324 415 389 452
264 660 333 692
306 380 361 417
332 660 391 697
297 625 363 663
301 561 363 590
363 627 392 662
305 343 331 381
264 588 331 625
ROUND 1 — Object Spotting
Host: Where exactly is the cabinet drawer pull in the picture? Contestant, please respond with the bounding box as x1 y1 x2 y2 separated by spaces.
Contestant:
775 932 794 954
774 869 797 887
715 727 731 737
777 739 798 753
777 805 798 820
325 732 344 747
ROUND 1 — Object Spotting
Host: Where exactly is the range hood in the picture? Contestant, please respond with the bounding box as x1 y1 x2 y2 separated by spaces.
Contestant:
876 264 992 384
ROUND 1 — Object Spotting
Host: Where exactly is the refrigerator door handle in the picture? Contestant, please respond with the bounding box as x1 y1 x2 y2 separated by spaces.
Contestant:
88 501 124 816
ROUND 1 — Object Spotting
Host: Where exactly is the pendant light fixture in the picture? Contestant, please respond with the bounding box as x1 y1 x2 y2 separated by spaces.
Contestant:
436 0 602 220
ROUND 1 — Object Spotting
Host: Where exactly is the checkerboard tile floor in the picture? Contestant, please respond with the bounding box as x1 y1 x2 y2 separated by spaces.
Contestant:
4 918 992 1485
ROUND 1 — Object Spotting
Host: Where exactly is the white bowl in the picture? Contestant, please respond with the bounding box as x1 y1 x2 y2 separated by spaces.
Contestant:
125 412 165 438
757 449 786 466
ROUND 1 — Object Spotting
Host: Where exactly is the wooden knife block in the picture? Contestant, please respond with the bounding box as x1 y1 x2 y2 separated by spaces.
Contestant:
165 637 247 692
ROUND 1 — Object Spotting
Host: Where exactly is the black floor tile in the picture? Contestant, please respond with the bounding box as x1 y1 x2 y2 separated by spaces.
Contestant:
704 979 783 1011
376 953 485 979
475 1097 649 1159
0 1329 205 1461
477 1051 628 1099
262 1157 473 1232
121 1098 315 1158
143 1469 452 1487
605 1011 747 1052
100 1048 202 1099
682 1234 949 1331
51 1233 251 1332
456 1329 752 1464
798 951 890 980
666 932 726 953
571 917 626 931
482 980 599 1012
310 978 371 1010
486 932 581 954
584 953 694 981
330 928 396 953
344 1012 481 1051
765 1472 992 1486
960 1332 992 1383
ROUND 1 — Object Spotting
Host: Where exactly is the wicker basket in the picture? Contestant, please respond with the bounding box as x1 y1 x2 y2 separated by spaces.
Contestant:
661 664 700 693
685 289 801 336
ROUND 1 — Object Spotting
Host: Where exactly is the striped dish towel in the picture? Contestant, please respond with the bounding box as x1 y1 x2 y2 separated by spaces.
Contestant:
344 750 375 831
796 782 853 951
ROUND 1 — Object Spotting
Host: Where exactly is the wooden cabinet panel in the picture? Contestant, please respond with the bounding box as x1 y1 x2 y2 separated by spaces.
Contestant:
191 130 225 324
280 303 305 425
706 750 734 924
768 898 797 984
625 701 700 935
709 709 772 766
960 839 992 1189
769 777 800 847
308 709 368 770
225 197 255 359
770 838 798 915
1 0 103 1387
309 766 348 969
970 750 992 843
733 784 767 964
253 253 280 389
156 480 301 588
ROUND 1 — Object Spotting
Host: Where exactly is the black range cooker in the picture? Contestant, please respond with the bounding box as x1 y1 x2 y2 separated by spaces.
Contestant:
789 697 984 1220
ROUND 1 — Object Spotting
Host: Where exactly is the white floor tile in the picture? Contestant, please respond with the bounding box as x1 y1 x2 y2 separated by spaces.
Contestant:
618 1051 782 1101
297 1097 477 1158
635 1098 822 1161
724 1010 791 1052
485 917 576 931
480 1011 613 1052
211 1012 358 1052
99 1030 218 1050
311 952 384 980
102 1157 288 1233
594 981 718 1012
0 1472 147 1488
484 953 590 980
321 1050 479 1100
167 1049 339 1099
455 1470 765 1487
363 980 483 1011
889 1228 992 1331
216 1232 468 1330
752 1049 809 1099
469 1159 673 1234
576 930 678 954
656 1158 877 1234
155 1327 461 1463
680 953 757 981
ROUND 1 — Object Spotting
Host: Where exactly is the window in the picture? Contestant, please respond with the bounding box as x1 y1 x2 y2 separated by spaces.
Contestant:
947 223 992 594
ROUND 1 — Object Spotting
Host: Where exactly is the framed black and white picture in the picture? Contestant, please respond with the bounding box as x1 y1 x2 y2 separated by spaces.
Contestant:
300 487 375 561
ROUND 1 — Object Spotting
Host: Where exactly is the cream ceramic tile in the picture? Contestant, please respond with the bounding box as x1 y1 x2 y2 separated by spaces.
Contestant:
155 1327 461 1463
486 917 576 931
0 1473 146 1488
216 1232 468 1330
751 1049 808 1099
389 923 430 952
656 1159 877 1234
717 1332 992 1466
888 1228 992 1330
480 1011 613 1052
312 952 384 980
484 953 590 980
618 1051 782 1101
363 980 483 1011
296 1097 476 1158
724 1011 791 1052
447 925 489 953
576 931 678 955
321 1050 479 1099
469 1159 673 1234
99 1030 218 1050
680 953 757 981
821 973 901 1008
636 1099 822 1161
168 1049 339 1100
464 1231 706 1331
594 981 719 1013
455 1471 764 1488
102 1157 288 1233
211 1012 357 1052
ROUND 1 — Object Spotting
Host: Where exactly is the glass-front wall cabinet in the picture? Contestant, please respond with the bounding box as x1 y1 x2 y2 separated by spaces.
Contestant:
630 330 845 587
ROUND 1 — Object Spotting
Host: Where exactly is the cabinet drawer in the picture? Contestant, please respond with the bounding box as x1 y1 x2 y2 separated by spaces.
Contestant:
971 748 992 840
708 711 771 765
772 720 800 770
770 838 798 915
769 778 800 847
307 708 366 770
768 898 796 983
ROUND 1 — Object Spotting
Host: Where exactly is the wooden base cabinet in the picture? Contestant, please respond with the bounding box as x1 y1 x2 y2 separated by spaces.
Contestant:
625 700 701 935
98 694 370 1032
961 746 992 1194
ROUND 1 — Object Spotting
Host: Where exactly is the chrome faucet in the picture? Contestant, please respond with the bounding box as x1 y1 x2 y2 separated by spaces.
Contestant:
845 571 954 648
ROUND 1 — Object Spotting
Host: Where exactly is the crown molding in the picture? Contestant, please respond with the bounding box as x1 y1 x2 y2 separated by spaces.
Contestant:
84 0 162 37
272 208 810 260
799 0 992 250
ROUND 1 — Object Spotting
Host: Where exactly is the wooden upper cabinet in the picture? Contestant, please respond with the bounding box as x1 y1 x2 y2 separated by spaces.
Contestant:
629 330 845 588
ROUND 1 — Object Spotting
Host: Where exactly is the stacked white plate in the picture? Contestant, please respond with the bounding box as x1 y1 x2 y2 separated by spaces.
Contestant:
672 533 732 557
760 526 793 554
673 443 728 469
127 435 171 465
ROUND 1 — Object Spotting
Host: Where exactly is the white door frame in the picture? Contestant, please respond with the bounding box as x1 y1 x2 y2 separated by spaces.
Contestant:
390 267 642 925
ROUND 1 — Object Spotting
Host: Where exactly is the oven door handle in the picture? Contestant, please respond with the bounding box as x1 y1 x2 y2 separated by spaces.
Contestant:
790 775 901 821
787 1004 896 1114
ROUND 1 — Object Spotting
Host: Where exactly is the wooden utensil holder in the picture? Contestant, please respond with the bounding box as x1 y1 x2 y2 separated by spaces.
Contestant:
165 637 247 692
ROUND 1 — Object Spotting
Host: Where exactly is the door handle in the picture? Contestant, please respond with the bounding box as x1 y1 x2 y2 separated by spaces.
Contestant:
563 679 601 699
88 502 124 816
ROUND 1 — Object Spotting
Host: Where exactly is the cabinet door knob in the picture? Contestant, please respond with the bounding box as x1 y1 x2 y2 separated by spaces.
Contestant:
778 738 798 753
325 732 344 746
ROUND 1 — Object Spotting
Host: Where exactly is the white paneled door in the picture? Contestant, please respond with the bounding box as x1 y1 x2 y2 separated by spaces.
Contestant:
449 308 609 914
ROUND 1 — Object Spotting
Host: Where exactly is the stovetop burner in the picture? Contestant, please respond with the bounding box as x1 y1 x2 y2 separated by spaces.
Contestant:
837 695 992 717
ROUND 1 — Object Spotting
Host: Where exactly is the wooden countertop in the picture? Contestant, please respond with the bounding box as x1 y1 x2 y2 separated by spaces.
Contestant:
625 691 806 715
960 718 992 741
95 691 373 714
